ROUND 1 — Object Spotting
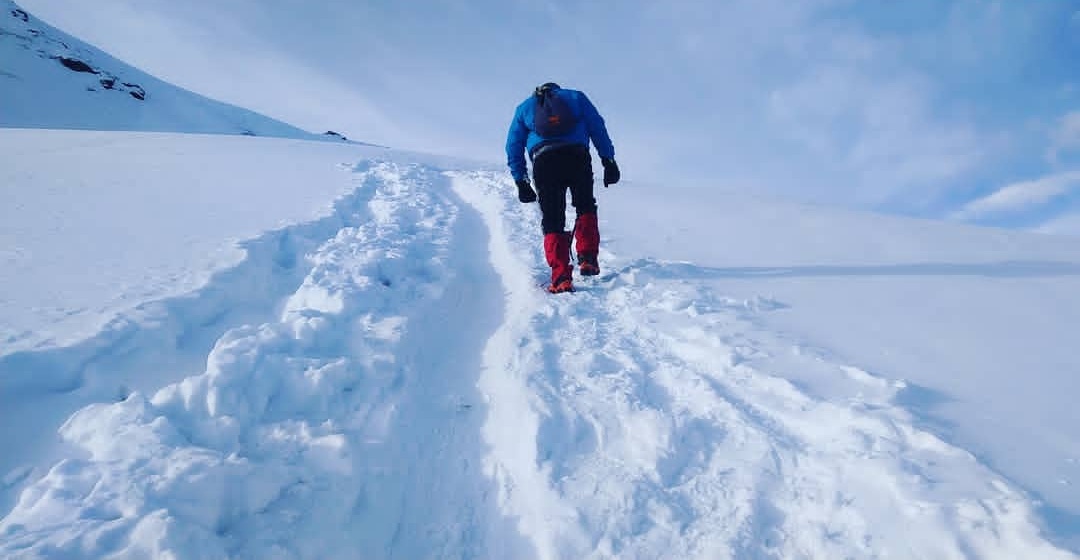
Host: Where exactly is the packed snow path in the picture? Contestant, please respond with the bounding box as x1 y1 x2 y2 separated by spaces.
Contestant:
1 161 1074 559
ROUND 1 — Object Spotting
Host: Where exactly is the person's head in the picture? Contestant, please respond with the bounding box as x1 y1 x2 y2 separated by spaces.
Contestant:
534 82 561 97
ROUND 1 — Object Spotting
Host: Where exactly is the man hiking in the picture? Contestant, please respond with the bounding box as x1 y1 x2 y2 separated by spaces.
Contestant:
505 82 621 294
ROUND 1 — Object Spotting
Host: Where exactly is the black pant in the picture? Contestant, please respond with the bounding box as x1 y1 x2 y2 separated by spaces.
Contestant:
532 145 596 234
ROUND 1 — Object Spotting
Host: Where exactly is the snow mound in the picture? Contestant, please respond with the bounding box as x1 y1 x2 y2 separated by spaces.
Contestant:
0 0 318 138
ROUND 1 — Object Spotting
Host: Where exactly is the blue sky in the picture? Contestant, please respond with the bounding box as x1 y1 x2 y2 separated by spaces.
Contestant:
18 0 1080 233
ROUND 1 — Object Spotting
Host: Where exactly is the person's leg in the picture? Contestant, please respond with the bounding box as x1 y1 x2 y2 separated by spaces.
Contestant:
568 152 600 274
542 231 573 292
573 213 600 275
535 159 568 235
533 152 573 290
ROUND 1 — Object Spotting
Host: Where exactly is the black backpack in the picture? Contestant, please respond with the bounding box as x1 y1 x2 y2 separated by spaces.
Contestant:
533 85 578 138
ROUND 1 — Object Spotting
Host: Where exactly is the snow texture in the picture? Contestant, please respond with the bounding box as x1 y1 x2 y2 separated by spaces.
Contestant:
2 132 1078 558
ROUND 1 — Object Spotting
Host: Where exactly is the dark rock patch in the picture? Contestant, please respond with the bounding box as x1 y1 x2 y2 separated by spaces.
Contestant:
56 56 96 73
123 83 145 100
323 130 349 141
12 5 152 102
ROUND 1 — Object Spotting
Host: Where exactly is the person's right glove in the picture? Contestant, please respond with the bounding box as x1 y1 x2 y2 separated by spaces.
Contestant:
515 178 537 203
601 158 621 187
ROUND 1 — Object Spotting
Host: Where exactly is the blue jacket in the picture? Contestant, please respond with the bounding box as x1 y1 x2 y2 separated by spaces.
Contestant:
505 87 615 182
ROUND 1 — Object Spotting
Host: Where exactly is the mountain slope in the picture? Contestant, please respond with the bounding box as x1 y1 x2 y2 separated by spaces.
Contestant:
2 129 1078 558
0 0 320 138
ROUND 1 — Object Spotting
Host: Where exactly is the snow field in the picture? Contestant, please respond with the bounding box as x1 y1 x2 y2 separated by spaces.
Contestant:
0 162 516 558
454 170 1076 559
0 159 1075 559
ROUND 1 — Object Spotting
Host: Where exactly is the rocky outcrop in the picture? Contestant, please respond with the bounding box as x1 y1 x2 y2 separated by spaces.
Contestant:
56 56 94 73
1 0 321 139
5 2 148 101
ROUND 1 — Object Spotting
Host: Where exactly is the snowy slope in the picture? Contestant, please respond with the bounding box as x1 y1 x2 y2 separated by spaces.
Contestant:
0 130 383 356
2 128 1079 559
603 185 1080 539
0 0 322 138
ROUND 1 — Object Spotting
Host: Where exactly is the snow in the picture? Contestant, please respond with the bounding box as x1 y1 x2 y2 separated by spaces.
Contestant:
2 128 1079 558
3 2 1080 556
602 185 1080 534
0 130 382 355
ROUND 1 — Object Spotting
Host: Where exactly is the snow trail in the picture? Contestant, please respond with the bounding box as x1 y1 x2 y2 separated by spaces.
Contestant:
0 162 526 559
2 161 1076 559
453 170 1077 559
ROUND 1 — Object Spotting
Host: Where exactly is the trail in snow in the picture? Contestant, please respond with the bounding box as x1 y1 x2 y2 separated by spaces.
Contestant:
1 161 1076 559
0 162 522 559
452 170 1076 560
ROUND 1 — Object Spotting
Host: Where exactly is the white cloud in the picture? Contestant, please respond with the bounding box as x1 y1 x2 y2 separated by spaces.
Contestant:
766 57 982 206
952 171 1080 220
1034 212 1080 237
1047 111 1080 163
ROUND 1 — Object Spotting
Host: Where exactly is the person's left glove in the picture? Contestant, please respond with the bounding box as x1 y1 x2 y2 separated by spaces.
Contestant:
516 178 537 203
601 158 621 187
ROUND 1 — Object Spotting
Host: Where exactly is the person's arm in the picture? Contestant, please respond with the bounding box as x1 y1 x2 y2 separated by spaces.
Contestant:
579 92 615 160
506 104 530 181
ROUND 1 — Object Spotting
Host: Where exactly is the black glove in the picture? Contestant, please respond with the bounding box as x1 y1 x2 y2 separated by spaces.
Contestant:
601 158 620 187
515 178 537 203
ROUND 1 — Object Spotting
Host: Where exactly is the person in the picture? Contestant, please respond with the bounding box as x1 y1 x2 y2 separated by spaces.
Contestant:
505 82 621 293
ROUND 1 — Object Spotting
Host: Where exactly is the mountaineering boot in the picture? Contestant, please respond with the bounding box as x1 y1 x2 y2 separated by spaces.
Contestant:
578 254 600 277
574 213 600 276
544 231 574 293
548 277 574 294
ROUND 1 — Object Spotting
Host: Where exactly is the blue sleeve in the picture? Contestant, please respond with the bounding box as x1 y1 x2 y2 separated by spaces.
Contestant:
505 104 530 181
579 92 615 160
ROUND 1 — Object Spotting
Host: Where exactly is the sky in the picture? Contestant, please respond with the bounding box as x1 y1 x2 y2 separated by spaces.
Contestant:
15 0 1080 233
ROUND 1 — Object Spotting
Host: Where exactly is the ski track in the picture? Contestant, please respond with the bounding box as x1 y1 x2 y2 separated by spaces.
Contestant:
0 162 1076 559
